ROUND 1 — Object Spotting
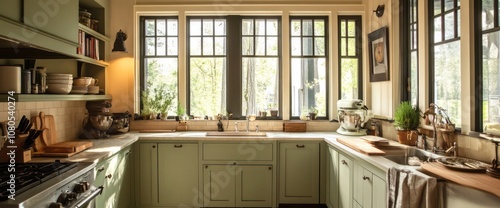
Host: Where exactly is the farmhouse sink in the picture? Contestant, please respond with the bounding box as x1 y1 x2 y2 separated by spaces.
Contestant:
382 147 440 166
205 131 267 137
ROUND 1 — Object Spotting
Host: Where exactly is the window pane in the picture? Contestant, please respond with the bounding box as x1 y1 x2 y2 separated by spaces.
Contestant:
190 58 226 116
315 37 325 56
203 37 213 55
167 37 177 55
347 38 355 56
411 24 418 49
314 20 325 36
291 37 301 56
444 12 455 40
156 37 166 55
167 19 178 36
482 31 500 128
340 58 358 99
242 37 254 55
146 19 155 36
483 0 494 31
146 37 155 55
190 19 201 36
145 58 178 115
434 0 442 15
267 37 278 55
434 41 461 127
347 20 356 37
340 38 346 56
340 20 346 37
434 16 442 43
156 19 166 36
215 37 226 55
291 19 301 36
255 37 265 55
457 11 461 37
203 19 213 35
303 37 313 55
444 0 454 11
242 58 279 115
214 19 226 35
256 19 266 35
291 58 326 117
190 37 201 55
267 19 278 35
242 19 254 35
303 20 313 36
410 51 418 106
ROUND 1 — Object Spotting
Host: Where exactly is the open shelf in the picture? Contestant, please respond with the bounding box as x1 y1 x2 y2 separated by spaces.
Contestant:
0 94 112 102
78 23 110 42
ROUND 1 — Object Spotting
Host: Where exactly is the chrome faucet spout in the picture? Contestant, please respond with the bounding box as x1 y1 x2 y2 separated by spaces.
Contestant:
445 142 458 157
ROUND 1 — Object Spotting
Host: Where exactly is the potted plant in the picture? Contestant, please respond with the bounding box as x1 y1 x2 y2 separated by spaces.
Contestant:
394 101 420 145
268 103 278 117
152 85 175 120
140 90 155 120
176 105 188 121
309 106 318 120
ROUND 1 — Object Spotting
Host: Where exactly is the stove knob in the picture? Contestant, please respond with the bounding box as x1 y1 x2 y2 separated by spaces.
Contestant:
49 202 63 208
73 181 90 193
56 192 69 206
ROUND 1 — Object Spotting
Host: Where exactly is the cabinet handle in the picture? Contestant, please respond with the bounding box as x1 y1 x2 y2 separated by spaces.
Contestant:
268 166 272 170
174 144 183 148
363 176 370 181
296 144 305 148
341 160 347 165
97 167 105 172
205 165 208 169
233 162 237 165
105 174 112 179
152 145 156 148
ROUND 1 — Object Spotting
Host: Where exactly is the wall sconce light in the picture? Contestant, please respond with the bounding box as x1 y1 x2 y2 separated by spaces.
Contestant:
112 29 128 53
373 4 385 18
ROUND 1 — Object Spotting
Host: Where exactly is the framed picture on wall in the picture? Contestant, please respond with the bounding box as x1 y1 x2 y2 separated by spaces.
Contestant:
368 26 389 82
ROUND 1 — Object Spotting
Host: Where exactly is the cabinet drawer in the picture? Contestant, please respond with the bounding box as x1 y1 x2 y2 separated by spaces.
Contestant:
203 143 273 161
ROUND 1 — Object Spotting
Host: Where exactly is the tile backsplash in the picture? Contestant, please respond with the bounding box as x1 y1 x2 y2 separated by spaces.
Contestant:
0 101 87 142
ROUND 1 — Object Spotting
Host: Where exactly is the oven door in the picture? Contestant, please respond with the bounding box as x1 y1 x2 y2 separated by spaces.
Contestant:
73 186 103 208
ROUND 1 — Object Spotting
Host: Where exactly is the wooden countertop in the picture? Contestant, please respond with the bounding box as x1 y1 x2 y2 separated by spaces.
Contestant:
421 162 500 197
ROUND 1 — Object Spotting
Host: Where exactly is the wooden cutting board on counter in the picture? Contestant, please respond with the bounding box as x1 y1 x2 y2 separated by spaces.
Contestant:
32 140 93 157
337 138 386 155
32 111 56 152
421 162 500 197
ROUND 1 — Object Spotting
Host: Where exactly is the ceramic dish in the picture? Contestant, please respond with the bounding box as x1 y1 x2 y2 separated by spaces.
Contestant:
70 89 88 94
436 157 490 171
46 83 72 94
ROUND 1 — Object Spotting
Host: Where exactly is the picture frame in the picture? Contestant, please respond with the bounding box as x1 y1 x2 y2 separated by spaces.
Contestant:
368 26 389 82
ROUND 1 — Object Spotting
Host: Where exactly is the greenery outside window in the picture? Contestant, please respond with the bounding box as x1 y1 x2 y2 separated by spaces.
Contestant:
290 16 328 119
430 0 461 128
140 16 179 116
400 0 419 106
338 16 362 101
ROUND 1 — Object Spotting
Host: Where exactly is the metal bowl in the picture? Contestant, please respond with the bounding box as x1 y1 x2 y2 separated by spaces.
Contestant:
89 115 113 131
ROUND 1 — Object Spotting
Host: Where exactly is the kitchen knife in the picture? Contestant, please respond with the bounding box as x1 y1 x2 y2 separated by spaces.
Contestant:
22 129 36 149
17 115 26 131
22 121 32 134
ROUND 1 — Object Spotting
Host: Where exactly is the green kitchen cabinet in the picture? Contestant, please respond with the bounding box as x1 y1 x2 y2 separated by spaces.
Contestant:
338 152 353 208
203 164 273 207
135 143 158 207
326 145 339 208
95 145 133 208
0 0 22 21
353 162 386 208
158 143 199 207
279 142 320 204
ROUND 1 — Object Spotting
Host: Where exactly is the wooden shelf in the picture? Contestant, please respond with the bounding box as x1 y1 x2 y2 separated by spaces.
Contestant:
0 94 112 102
78 23 109 42
76 54 109 67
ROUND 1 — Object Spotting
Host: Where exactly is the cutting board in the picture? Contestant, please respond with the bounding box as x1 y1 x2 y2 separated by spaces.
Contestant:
360 135 390 146
31 112 59 153
44 114 58 146
337 138 386 155
43 141 93 153
421 162 500 197
139 130 176 133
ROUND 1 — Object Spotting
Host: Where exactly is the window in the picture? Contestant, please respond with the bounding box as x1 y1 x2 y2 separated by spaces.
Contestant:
338 16 362 101
401 0 419 105
430 0 461 127
479 0 500 129
188 16 281 118
140 16 179 115
290 17 328 118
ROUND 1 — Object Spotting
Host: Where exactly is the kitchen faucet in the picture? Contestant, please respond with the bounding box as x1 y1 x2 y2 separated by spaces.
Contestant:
445 142 458 157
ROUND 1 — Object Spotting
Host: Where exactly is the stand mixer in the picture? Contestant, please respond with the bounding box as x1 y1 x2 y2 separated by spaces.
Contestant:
337 99 373 136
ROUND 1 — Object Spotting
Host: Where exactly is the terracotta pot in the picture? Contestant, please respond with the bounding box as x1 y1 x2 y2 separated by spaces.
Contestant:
397 130 417 146
270 110 278 117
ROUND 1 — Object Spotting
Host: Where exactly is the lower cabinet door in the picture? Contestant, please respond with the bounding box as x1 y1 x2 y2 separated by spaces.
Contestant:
338 153 353 208
326 146 339 208
203 165 236 207
158 143 199 207
237 165 273 207
372 174 386 208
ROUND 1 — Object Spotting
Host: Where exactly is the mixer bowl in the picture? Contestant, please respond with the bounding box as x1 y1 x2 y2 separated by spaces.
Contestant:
89 115 113 131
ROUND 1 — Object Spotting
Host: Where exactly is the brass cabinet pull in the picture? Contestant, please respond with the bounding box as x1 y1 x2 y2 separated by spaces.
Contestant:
296 144 305 148
174 144 183 148
97 167 105 172
152 145 156 148
363 176 370 181
268 166 272 170
341 160 347 165
105 174 112 179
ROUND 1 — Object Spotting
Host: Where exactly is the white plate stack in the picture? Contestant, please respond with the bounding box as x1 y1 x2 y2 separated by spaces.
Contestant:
46 73 73 94
87 85 99 94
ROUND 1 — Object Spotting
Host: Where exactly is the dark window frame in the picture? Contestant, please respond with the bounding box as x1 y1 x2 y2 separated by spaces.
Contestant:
289 16 330 120
400 0 419 104
187 15 282 119
338 15 362 100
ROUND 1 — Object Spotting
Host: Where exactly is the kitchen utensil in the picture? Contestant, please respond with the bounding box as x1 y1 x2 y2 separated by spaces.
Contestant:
436 157 491 171
73 77 92 86
17 115 26 131
89 114 113 138
337 99 373 136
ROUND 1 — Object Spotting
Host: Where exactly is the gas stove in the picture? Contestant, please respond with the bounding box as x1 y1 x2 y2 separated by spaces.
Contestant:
0 161 96 208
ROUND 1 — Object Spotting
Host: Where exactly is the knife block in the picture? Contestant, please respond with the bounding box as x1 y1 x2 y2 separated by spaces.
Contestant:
0 134 32 163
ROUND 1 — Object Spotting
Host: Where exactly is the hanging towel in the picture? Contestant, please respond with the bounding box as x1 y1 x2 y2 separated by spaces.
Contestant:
387 167 442 208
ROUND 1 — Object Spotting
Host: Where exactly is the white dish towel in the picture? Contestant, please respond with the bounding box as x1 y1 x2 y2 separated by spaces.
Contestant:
387 167 444 208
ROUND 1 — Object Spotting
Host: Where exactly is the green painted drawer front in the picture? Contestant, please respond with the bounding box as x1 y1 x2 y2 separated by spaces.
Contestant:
203 143 273 161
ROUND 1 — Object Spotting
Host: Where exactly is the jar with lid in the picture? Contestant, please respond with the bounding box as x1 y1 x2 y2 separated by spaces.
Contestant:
90 18 99 31
79 9 91 27
35 67 47 94
21 70 31 94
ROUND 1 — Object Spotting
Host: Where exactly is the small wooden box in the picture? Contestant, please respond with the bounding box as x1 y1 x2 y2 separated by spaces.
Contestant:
283 121 307 132
0 134 32 163
176 122 188 131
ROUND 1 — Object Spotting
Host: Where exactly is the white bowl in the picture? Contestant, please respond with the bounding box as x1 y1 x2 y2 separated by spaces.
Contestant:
73 77 92 86
72 86 88 90
46 79 73 85
46 83 72 94
47 73 73 78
